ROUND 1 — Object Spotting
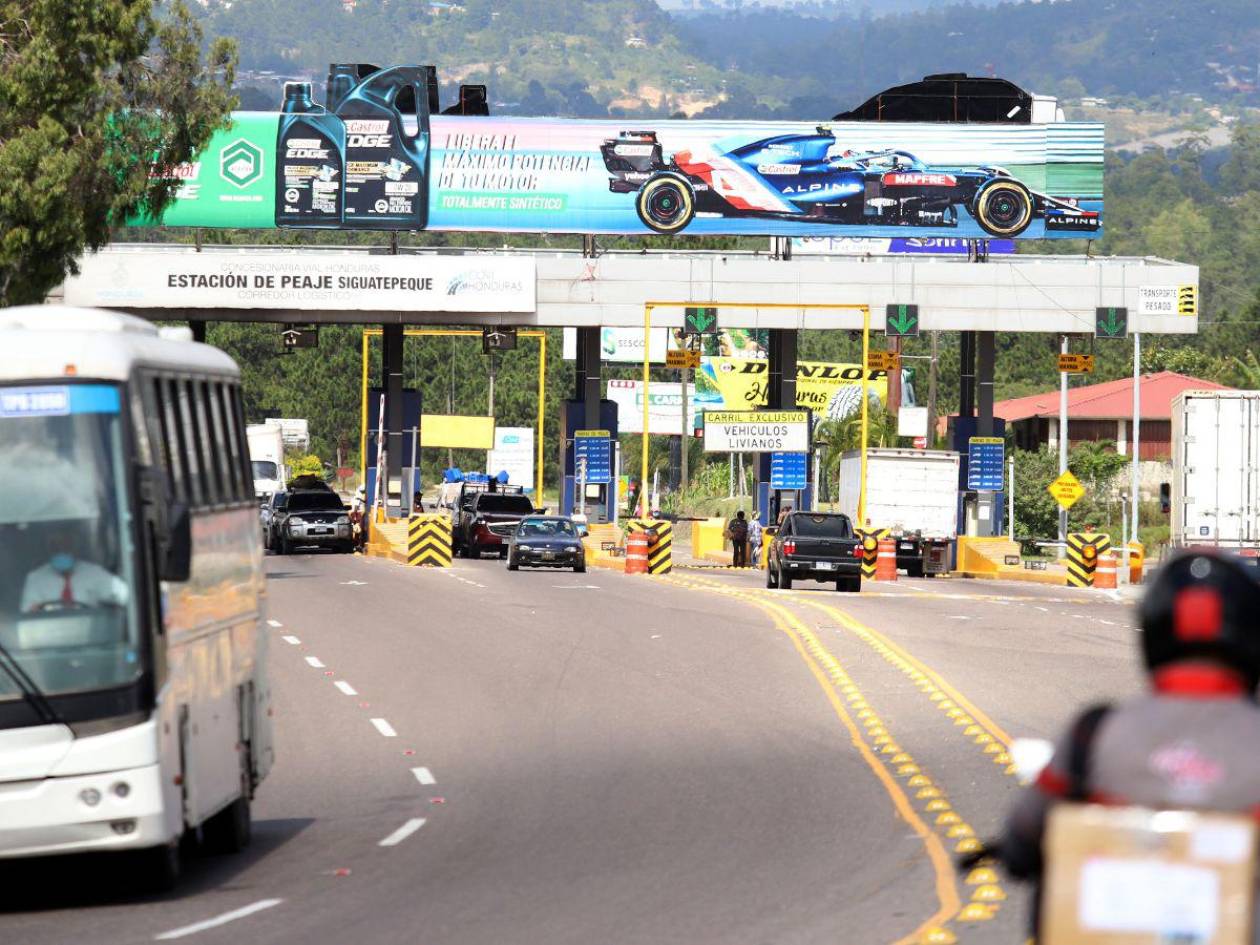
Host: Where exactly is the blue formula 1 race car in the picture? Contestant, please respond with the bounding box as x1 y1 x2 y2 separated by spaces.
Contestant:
599 128 1099 238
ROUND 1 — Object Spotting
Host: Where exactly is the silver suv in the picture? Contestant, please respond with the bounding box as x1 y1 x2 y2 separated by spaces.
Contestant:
266 489 353 554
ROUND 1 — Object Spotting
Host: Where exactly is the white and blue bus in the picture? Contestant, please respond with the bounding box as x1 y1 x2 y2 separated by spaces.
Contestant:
0 306 273 888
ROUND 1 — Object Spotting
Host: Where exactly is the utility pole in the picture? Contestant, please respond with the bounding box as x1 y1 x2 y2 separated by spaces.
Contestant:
447 337 455 470
926 331 939 446
680 358 690 492
1058 335 1069 557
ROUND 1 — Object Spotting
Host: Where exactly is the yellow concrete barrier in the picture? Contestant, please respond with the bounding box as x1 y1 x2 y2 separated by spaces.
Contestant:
954 536 1065 586
691 517 729 564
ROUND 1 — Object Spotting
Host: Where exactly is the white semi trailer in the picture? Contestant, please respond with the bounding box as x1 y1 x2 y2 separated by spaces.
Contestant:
838 448 961 576
1170 390 1260 554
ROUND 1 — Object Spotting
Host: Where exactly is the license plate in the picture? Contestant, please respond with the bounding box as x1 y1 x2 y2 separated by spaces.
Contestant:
815 561 835 570
312 528 331 535
542 552 556 560
900 543 914 551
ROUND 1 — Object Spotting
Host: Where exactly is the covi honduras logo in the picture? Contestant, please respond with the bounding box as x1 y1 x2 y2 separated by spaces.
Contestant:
220 139 264 189
446 270 524 296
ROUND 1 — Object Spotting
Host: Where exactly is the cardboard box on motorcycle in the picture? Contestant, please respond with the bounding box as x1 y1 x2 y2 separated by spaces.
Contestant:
1042 804 1256 945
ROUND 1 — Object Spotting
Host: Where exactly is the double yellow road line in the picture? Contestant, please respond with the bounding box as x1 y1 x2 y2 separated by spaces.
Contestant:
669 574 1014 944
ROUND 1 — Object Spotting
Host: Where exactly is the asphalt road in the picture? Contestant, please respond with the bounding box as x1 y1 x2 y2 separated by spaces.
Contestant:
0 554 1151 945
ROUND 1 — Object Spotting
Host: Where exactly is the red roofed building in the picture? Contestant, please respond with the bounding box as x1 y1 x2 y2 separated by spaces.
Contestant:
988 372 1232 460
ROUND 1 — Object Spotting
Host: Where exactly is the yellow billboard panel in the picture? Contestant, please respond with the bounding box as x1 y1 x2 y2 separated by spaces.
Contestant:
700 358 889 418
422 414 495 450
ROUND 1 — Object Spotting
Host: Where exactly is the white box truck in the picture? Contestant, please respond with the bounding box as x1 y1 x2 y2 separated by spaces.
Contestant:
247 423 287 501
1170 390 1260 552
838 448 961 576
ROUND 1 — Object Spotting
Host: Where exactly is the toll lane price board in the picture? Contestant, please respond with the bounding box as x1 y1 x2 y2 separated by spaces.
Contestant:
702 410 809 453
574 430 612 484
1048 469 1085 510
967 437 1005 492
770 452 808 490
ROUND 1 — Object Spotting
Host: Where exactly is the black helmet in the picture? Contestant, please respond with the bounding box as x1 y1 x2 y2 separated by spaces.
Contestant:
1140 551 1260 688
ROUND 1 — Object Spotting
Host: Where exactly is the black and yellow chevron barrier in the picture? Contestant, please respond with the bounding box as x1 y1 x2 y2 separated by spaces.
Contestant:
627 519 673 575
855 527 888 580
1066 532 1110 587
408 514 452 567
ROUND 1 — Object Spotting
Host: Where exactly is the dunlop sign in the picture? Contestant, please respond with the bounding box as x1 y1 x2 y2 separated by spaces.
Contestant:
702 410 809 453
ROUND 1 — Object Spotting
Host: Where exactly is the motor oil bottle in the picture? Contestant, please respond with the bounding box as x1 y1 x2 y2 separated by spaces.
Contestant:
334 66 430 230
326 63 380 113
275 82 345 228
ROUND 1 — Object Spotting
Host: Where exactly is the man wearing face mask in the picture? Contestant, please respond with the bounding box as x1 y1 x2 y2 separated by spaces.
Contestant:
21 521 128 613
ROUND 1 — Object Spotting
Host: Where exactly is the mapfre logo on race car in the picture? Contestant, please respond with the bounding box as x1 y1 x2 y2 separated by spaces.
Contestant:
882 172 957 187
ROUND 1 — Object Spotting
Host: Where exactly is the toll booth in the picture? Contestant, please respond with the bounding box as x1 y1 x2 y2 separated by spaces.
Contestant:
366 387 421 519
559 399 618 522
949 416 1007 539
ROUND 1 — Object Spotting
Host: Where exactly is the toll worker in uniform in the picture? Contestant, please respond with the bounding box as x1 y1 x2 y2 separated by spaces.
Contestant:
999 550 1260 937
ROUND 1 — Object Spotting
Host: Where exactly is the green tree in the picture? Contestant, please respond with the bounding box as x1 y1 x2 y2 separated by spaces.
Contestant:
0 0 236 305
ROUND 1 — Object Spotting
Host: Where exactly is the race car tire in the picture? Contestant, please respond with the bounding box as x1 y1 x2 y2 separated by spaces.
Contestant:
973 180 1033 237
636 173 695 234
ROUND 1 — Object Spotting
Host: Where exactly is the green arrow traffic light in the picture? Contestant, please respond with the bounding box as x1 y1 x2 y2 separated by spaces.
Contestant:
885 303 919 338
684 306 718 334
1095 306 1128 339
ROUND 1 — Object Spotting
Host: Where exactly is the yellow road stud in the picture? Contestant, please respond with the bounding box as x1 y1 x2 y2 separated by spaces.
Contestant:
974 733 995 746
935 811 961 825
947 824 975 839
966 867 999 885
973 884 1007 902
908 775 931 787
920 926 958 945
880 744 902 755
929 692 947 702
916 786 942 799
890 753 913 765
983 742 1002 755
956 837 984 854
925 799 951 812
938 700 956 710
957 903 995 923
954 715 976 726
964 725 983 736
993 752 1012 765
897 763 921 776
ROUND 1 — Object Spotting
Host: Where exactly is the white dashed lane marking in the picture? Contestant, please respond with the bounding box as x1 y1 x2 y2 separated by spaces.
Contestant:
266 619 283 628
370 718 397 737
154 899 283 940
411 767 435 785
334 681 358 696
282 636 301 645
305 656 325 668
378 818 426 847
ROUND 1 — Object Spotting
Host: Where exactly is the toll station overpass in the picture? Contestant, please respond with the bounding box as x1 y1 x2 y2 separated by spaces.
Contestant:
57 243 1197 523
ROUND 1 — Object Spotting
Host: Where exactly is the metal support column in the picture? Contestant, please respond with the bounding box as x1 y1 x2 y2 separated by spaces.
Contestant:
977 331 995 436
382 324 404 518
760 329 799 523
959 331 976 419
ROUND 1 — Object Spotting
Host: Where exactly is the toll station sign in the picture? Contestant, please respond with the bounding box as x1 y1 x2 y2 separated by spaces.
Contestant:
702 411 809 453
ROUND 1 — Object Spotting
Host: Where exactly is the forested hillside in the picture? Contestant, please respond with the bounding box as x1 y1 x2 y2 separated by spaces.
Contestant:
198 0 1260 117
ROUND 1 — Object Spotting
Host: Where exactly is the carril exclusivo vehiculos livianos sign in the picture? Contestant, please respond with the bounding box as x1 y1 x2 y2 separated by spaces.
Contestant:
132 66 1103 241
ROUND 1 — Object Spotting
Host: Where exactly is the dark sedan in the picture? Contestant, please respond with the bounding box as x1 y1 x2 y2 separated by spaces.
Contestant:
506 517 587 573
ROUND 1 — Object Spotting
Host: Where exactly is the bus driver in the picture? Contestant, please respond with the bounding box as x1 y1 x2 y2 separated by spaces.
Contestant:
20 520 128 613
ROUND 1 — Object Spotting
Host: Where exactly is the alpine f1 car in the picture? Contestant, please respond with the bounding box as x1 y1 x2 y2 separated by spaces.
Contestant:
600 128 1099 238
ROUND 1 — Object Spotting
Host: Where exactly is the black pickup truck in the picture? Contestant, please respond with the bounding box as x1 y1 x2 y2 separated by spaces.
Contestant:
453 486 538 559
766 512 865 593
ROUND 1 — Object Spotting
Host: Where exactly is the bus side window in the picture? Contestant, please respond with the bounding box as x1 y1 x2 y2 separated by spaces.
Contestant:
175 379 205 509
214 383 244 502
191 381 222 506
204 381 235 503
152 376 186 503
228 385 252 500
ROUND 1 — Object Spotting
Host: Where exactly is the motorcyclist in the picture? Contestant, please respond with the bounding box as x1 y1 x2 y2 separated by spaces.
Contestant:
1000 550 1260 935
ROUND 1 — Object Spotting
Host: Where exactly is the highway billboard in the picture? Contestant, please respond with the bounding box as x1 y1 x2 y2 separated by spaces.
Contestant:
134 92 1102 240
